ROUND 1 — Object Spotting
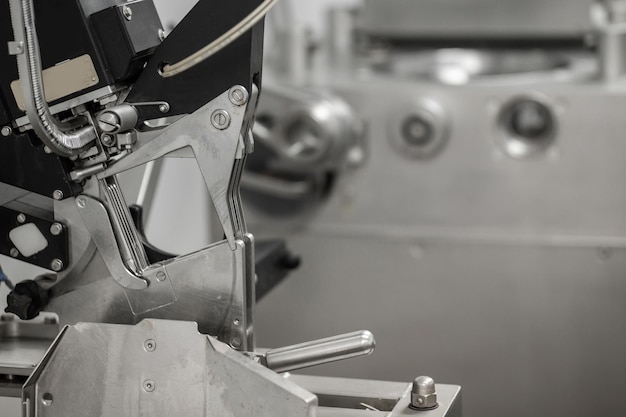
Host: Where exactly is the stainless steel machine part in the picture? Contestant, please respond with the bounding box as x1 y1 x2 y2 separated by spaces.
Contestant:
22 320 317 417
264 330 376 373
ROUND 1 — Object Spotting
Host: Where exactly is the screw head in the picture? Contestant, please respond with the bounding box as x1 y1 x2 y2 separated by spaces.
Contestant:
229 86 249 106
143 380 155 392
158 103 170 113
10 248 19 258
122 5 133 20
44 146 52 154
101 134 116 147
76 196 87 209
211 109 231 130
144 339 157 352
50 223 63 236
52 190 64 200
17 213 26 224
156 271 167 282
158 29 166 41
230 337 242 349
98 112 120 133
50 259 64 272
1 126 12 137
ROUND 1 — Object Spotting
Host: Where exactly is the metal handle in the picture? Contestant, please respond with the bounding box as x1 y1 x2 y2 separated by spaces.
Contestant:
264 330 376 373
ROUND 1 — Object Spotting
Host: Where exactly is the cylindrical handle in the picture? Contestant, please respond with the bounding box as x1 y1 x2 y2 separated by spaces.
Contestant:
265 330 376 373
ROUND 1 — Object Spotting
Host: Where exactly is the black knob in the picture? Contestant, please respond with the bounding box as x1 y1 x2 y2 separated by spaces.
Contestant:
5 280 50 320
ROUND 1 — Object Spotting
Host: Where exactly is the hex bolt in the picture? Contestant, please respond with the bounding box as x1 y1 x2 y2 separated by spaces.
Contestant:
143 380 155 393
101 134 116 147
211 109 231 130
410 376 438 410
229 86 249 106
144 339 157 352
17 213 26 224
122 5 133 21
50 259 64 272
1 126 12 137
10 248 19 258
50 223 63 236
52 190 64 200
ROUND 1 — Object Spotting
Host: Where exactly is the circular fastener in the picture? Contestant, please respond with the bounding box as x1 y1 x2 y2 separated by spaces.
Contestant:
389 99 449 160
497 95 557 160
52 190 64 200
156 271 167 282
10 248 19 258
101 134 116 147
211 109 231 130
143 380 155 393
158 29 166 41
17 213 26 224
98 113 120 133
1 126 12 137
410 376 438 410
50 223 63 236
76 196 87 209
144 339 157 352
122 5 133 21
229 86 249 106
159 103 170 113
41 393 53 406
230 337 242 349
50 259 64 272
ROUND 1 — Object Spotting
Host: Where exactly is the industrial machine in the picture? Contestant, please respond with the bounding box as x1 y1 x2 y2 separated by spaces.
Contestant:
242 2 626 417
0 0 461 416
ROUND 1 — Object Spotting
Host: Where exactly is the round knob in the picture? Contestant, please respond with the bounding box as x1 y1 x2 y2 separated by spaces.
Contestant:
411 376 438 410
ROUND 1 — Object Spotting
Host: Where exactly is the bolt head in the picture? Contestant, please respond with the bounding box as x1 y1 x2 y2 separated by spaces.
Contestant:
98 112 120 133
143 380 155 392
229 86 249 106
1 126 12 137
50 223 63 236
50 259 64 272
122 5 133 20
44 146 52 154
211 109 231 130
144 339 157 352
17 213 26 224
411 376 438 410
101 134 116 147
76 196 87 208
52 190 64 200
156 271 167 282
230 337 242 349
10 248 19 258
158 103 170 113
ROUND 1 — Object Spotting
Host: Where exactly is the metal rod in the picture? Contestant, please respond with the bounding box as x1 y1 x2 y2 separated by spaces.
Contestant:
264 331 376 373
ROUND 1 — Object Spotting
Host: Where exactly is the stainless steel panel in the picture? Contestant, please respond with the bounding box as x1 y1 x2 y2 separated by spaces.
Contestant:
255 236 626 417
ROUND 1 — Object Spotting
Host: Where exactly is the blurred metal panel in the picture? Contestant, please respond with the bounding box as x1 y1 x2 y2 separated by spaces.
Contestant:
360 0 594 39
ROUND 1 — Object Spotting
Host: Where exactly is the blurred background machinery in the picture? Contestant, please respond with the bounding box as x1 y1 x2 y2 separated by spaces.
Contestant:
246 2 626 417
